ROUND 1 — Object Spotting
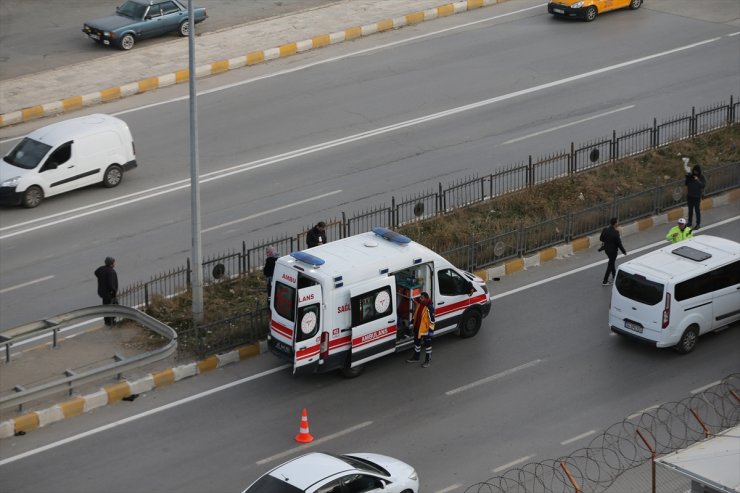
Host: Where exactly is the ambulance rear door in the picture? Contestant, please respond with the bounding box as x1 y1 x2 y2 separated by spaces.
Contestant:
349 277 397 367
293 284 323 372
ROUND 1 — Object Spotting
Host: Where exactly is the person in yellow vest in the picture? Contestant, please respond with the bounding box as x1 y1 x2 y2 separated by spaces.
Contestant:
406 292 435 368
666 217 693 243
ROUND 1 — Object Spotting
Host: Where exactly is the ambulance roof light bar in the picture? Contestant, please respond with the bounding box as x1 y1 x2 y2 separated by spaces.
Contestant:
371 227 411 245
290 251 326 267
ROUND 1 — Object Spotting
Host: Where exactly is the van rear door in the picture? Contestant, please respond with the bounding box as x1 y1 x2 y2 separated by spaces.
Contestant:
349 277 397 367
293 285 323 373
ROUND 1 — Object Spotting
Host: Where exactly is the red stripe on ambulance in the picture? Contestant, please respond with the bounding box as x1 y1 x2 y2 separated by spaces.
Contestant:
271 319 293 339
352 325 397 349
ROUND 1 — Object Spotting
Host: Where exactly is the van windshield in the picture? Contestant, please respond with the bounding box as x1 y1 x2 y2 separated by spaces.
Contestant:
615 270 664 306
3 138 52 170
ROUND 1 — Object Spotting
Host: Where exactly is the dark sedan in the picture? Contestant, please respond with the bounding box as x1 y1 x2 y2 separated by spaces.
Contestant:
83 0 207 51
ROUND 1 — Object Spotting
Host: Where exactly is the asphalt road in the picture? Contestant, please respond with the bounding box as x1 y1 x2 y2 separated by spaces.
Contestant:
0 0 341 80
0 214 738 492
1 1 739 329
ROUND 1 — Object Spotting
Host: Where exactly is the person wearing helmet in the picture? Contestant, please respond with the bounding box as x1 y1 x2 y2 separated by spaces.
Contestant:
666 218 693 243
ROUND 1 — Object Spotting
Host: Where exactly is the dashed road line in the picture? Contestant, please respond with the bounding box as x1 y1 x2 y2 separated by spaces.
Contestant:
561 429 596 446
493 454 535 473
445 359 542 396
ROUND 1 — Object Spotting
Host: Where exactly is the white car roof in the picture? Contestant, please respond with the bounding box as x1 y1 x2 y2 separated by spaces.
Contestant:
26 114 126 147
267 453 352 490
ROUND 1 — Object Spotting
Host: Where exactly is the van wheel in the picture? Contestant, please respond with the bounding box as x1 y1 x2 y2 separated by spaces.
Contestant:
22 186 44 208
119 33 135 50
103 165 123 188
179 21 189 37
629 0 642 9
676 326 699 354
584 6 597 21
340 365 364 378
458 310 482 338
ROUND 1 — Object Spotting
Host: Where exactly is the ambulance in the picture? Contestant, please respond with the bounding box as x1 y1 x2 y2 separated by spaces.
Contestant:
268 228 492 377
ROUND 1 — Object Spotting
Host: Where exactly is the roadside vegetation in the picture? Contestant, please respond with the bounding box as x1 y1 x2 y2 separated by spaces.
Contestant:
144 126 740 344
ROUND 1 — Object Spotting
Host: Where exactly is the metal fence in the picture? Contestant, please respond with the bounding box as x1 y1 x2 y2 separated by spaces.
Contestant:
115 97 738 356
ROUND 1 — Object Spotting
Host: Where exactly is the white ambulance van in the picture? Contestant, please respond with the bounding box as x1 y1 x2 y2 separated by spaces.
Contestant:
609 235 740 354
268 227 492 376
0 113 136 208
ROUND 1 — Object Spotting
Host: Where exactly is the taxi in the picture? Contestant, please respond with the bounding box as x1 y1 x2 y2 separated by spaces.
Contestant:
548 0 642 22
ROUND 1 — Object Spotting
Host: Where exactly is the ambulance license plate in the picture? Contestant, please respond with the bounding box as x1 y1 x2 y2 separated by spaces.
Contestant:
624 321 643 333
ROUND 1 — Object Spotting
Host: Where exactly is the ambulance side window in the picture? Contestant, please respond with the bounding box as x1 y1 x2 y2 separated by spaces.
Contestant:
351 287 392 327
438 269 469 296
274 282 296 321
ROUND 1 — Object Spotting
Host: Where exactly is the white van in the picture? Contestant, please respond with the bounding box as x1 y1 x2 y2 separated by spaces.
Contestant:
609 235 740 353
268 227 492 376
0 113 136 208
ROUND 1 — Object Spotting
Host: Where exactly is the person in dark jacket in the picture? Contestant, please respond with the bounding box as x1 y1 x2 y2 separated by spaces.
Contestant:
600 218 627 286
94 256 118 326
306 221 327 248
684 163 706 230
262 246 279 301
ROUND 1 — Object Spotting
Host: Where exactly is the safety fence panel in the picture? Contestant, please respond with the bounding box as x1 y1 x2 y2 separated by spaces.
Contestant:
574 138 613 172
532 152 569 185
615 188 660 224
468 229 521 270
245 236 296 274
442 175 488 212
520 215 569 254
695 101 734 135
569 202 615 240
656 113 692 147
395 190 440 227
201 249 244 284
490 162 529 198
346 206 392 237
118 264 190 310
615 125 653 159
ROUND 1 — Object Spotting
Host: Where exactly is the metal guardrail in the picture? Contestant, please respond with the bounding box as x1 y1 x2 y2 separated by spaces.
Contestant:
0 305 177 411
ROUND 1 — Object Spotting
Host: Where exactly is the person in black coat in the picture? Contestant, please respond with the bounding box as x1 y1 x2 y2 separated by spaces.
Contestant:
306 221 327 248
94 256 118 326
600 218 627 286
684 163 706 230
263 246 279 301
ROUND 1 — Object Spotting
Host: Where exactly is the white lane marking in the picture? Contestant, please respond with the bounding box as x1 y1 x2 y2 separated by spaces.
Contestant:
445 359 542 396
691 380 721 394
0 275 54 294
627 404 661 420
493 454 535 473
490 215 740 301
256 420 373 465
0 364 290 467
502 105 635 145
728 32 740 37
561 429 596 446
0 38 724 239
435 484 463 493
202 190 342 233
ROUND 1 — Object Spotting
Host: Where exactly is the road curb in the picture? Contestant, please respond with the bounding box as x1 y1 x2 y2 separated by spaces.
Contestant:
0 0 505 128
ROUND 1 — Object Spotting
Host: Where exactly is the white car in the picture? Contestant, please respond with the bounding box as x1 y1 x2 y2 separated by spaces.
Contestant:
243 452 419 493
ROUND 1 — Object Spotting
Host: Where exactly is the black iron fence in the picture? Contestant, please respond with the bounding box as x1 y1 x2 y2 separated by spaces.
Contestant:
115 97 739 357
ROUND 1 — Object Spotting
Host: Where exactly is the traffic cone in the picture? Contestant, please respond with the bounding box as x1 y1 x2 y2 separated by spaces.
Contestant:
295 407 314 443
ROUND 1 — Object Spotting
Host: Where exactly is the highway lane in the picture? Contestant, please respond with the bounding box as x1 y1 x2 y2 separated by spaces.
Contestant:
1 2 739 328
1 217 738 492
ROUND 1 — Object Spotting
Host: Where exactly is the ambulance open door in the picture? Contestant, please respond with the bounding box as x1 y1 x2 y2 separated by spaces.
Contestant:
293 284 323 373
349 277 397 367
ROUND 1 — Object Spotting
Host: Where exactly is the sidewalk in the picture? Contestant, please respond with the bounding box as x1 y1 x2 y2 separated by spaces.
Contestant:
0 0 505 126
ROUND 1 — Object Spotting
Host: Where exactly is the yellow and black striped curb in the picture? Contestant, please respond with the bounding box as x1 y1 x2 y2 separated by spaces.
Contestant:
473 189 740 281
0 342 265 439
0 0 505 128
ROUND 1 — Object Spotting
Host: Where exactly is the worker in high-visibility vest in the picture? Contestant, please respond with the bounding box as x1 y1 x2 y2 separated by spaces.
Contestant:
666 217 693 243
406 292 435 368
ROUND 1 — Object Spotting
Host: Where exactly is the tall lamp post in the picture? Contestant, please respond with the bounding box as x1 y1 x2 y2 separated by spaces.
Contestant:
188 0 203 324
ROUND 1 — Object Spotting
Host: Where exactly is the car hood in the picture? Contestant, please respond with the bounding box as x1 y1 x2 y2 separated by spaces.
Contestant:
345 453 418 488
84 14 136 30
0 158 32 183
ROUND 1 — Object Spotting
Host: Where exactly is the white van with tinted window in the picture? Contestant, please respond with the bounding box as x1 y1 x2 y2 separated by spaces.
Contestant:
0 113 136 208
609 235 740 354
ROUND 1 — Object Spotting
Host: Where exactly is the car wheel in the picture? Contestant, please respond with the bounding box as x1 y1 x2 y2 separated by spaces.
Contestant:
119 33 135 50
458 310 482 338
179 21 189 37
103 165 123 188
675 326 699 354
629 0 642 9
340 364 364 378
21 186 44 208
584 6 597 21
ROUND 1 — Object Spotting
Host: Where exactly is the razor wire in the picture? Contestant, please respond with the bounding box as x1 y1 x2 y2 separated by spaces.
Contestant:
465 373 740 493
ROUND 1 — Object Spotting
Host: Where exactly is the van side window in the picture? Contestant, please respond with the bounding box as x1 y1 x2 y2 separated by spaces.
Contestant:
438 268 469 296
676 260 740 301
351 287 392 327
42 141 72 171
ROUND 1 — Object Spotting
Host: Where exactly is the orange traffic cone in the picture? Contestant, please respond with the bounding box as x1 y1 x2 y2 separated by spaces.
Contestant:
295 407 314 443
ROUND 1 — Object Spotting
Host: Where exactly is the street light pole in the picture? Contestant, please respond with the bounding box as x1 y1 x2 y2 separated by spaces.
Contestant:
188 0 203 324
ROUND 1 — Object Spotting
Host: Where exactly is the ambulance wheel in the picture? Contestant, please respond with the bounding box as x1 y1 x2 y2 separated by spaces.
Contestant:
22 186 44 208
675 326 699 354
458 310 482 338
340 365 364 378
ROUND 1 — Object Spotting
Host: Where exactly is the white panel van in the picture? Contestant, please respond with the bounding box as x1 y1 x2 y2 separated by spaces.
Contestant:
609 235 740 353
0 114 137 208
268 228 492 377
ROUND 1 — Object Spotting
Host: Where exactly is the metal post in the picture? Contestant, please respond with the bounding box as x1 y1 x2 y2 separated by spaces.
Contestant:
559 462 581 493
636 428 656 493
188 0 204 324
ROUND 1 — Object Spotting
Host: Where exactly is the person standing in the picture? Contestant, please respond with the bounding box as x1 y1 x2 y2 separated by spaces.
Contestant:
406 292 435 368
263 246 279 302
600 218 627 286
665 218 693 243
683 158 706 230
94 256 118 326
306 221 327 248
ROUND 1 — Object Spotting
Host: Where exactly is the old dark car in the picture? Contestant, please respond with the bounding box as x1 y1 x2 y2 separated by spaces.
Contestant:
82 0 207 51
